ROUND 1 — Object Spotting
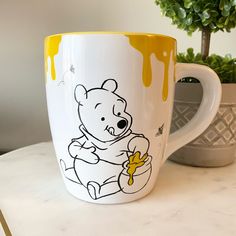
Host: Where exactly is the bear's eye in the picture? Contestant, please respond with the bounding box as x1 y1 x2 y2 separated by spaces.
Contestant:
101 117 105 121
117 112 121 116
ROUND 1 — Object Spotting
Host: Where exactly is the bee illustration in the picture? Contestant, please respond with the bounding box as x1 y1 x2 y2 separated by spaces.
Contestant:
70 65 75 73
155 123 164 137
58 65 75 86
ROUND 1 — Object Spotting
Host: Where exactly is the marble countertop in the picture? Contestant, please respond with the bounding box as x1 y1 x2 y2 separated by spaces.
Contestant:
0 142 236 236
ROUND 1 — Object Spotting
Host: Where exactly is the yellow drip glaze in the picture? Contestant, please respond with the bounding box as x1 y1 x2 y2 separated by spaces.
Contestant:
127 151 148 186
44 35 62 80
126 35 175 101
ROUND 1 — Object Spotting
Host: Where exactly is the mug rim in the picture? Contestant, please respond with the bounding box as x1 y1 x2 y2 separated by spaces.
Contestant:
45 31 176 41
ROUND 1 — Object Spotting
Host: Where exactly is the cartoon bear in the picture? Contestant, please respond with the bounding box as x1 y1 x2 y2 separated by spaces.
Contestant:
60 79 152 200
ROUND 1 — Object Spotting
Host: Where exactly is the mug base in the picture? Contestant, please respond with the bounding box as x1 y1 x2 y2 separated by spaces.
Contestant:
63 179 154 205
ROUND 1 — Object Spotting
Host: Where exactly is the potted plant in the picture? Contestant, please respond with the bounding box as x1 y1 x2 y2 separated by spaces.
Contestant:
155 0 236 167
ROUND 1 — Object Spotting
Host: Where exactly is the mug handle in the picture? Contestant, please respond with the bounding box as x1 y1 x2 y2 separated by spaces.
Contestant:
162 63 222 165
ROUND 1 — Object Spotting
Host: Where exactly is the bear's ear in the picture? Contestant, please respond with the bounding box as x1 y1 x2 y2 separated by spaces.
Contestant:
101 79 118 92
74 84 88 105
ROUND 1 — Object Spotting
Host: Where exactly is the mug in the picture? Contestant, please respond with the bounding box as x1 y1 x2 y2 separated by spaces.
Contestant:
45 32 221 204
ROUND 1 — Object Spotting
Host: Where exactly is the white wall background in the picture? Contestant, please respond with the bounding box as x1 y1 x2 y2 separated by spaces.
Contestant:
0 0 236 152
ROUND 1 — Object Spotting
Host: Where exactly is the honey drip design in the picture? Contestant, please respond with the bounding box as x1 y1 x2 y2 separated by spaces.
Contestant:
45 35 62 81
127 151 148 185
126 35 175 101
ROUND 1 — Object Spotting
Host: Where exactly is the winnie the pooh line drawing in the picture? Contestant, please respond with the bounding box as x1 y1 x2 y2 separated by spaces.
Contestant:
60 79 153 200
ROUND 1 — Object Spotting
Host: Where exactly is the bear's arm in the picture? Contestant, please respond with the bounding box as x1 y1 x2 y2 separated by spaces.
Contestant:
68 137 85 158
127 135 150 157
68 137 99 164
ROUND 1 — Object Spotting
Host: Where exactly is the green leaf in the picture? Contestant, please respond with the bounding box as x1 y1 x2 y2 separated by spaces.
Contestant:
202 9 210 20
188 24 197 32
224 1 232 11
166 9 176 17
184 0 193 9
209 23 217 30
193 3 201 13
185 15 193 25
231 0 236 6
177 7 187 19
222 8 230 16
187 48 194 60
220 0 226 10
225 16 230 25
202 18 212 26
230 12 236 20
210 10 219 17
195 53 203 61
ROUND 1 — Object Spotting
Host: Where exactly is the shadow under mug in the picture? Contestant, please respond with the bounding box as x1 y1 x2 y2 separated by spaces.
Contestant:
45 32 221 204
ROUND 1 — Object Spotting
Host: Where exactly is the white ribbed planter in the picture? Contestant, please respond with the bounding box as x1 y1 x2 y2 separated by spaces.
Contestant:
170 83 236 167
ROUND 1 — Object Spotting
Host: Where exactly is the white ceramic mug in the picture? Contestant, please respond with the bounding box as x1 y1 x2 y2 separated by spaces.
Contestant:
45 32 221 204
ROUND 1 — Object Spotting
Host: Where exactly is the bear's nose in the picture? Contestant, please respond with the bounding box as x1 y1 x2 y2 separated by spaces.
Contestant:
117 119 127 129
